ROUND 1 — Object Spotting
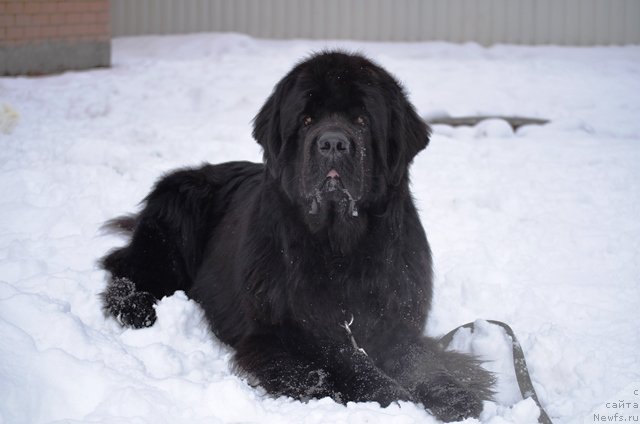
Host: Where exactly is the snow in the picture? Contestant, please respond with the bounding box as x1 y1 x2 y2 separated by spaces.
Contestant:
1 33 640 424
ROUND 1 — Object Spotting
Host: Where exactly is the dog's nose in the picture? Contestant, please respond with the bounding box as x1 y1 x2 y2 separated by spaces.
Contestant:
317 131 350 157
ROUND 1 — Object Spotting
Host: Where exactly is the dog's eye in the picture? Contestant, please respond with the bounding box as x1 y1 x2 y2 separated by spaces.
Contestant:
356 116 366 126
302 115 313 127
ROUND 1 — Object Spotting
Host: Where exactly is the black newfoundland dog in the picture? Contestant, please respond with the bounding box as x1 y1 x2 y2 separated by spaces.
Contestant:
101 51 494 422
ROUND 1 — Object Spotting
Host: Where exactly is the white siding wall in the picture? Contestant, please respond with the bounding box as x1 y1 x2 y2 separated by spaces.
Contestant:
111 0 640 45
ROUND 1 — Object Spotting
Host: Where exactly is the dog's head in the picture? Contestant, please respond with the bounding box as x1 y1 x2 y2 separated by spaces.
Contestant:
253 51 430 230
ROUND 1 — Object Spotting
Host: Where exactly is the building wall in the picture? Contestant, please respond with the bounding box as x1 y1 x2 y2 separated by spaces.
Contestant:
111 0 640 46
0 0 111 76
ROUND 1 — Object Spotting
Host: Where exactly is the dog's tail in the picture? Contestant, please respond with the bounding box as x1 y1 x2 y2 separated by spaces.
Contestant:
100 214 139 236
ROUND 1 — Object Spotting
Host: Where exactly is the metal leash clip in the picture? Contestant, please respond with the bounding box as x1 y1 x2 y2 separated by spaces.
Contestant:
340 314 367 356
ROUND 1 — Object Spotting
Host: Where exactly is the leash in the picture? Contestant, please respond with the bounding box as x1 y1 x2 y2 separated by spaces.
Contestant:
439 320 553 424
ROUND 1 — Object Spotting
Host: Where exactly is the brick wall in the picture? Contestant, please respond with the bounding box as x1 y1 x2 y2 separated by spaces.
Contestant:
0 0 111 75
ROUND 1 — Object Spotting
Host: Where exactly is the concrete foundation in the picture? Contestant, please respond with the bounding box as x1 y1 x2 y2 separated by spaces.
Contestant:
0 40 111 76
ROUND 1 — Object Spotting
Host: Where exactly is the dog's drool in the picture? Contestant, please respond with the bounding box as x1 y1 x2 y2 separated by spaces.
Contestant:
308 188 359 217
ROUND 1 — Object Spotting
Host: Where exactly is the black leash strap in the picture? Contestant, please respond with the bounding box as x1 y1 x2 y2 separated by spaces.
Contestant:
439 320 553 424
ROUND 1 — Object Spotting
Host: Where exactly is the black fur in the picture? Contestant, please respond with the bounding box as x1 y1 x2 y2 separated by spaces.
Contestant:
100 51 494 422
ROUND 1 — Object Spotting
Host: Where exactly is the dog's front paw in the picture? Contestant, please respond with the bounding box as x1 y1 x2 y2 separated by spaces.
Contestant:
347 376 415 408
415 376 484 422
369 383 415 407
102 277 157 328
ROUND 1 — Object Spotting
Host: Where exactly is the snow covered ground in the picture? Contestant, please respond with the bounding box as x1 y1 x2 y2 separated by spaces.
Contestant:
1 33 639 424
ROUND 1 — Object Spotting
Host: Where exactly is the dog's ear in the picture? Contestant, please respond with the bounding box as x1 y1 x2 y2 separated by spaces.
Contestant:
252 74 295 179
387 86 431 186
252 89 280 178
